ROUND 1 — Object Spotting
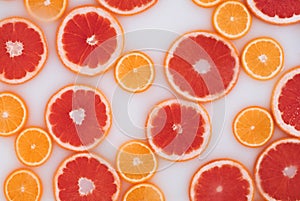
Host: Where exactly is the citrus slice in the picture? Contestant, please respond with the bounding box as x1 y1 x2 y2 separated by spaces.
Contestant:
146 99 211 161
246 0 300 25
15 127 52 167
114 51 155 93
24 0 68 21
45 84 112 151
271 67 300 137
57 6 124 76
241 37 284 80
190 159 254 201
0 17 47 84
123 183 165 201
0 92 27 136
96 0 158 15
4 169 42 201
232 106 274 147
54 152 120 201
164 31 239 102
192 0 222 8
116 140 157 183
213 1 252 39
255 138 300 200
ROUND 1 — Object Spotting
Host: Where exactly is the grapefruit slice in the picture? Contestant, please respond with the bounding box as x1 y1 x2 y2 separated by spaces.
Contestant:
145 99 211 161
192 0 222 8
123 183 165 201
0 17 47 84
57 6 124 76
45 84 112 151
54 152 120 201
190 159 254 201
255 138 300 200
165 31 239 102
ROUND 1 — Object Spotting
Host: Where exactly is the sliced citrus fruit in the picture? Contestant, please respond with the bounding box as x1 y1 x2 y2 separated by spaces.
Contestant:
116 140 157 183
57 6 124 76
54 152 120 201
255 138 300 200
4 169 42 201
146 99 211 161
192 0 222 8
45 84 112 151
0 92 27 136
0 17 47 84
123 183 165 201
24 0 68 22
114 51 155 93
213 1 252 39
246 0 300 25
96 0 158 15
241 37 284 80
271 67 300 137
165 31 239 102
15 127 52 167
190 159 254 201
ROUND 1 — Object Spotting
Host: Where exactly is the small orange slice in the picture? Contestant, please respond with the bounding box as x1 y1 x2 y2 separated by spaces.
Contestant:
192 0 222 8
0 92 27 136
232 106 274 147
241 37 284 80
213 1 252 39
15 127 52 167
114 51 155 93
123 183 165 201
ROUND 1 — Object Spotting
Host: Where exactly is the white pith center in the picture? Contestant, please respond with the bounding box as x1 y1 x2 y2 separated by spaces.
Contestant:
20 186 25 193
216 185 223 193
78 177 95 196
133 157 142 166
258 54 268 63
31 144 36 150
69 108 86 125
6 41 24 58
86 35 98 46
230 16 235 22
250 125 255 130
1 111 9 119
283 166 297 179
194 59 211 74
172 124 183 134
133 68 138 73
44 0 51 6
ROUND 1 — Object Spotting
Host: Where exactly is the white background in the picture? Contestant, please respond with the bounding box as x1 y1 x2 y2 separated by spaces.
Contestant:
1 0 300 200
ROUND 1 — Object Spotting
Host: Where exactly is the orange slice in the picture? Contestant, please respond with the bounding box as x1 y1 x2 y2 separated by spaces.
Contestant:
241 37 284 80
192 0 222 8
0 92 27 136
15 127 52 167
212 1 252 39
114 51 155 93
116 140 157 183
4 169 42 201
123 183 165 201
232 106 274 147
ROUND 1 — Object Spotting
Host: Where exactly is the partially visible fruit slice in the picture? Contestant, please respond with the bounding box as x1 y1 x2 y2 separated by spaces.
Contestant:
232 106 274 147
255 138 300 200
116 140 157 183
190 159 254 201
123 183 165 201
165 31 239 102
54 152 120 201
192 0 222 8
0 92 27 136
57 6 124 76
45 85 112 151
4 169 42 201
146 99 211 161
0 17 47 84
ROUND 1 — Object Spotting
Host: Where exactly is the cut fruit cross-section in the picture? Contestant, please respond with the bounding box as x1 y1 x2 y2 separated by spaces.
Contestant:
192 0 222 8
123 183 165 201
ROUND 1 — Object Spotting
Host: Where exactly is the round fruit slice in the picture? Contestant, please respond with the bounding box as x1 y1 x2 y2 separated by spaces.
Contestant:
114 51 155 93
116 140 157 183
96 0 158 15
213 1 252 39
192 0 222 8
0 17 47 84
241 37 284 80
45 84 112 151
54 152 120 201
165 31 239 102
57 6 124 76
123 183 165 201
0 92 27 136
246 0 300 25
190 159 254 201
24 0 68 21
255 138 300 200
15 127 52 167
4 169 42 201
271 67 300 137
232 106 274 147
146 99 211 161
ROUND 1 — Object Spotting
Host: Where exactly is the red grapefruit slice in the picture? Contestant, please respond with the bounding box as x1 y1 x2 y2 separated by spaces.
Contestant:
45 84 112 151
165 31 239 102
54 152 120 201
